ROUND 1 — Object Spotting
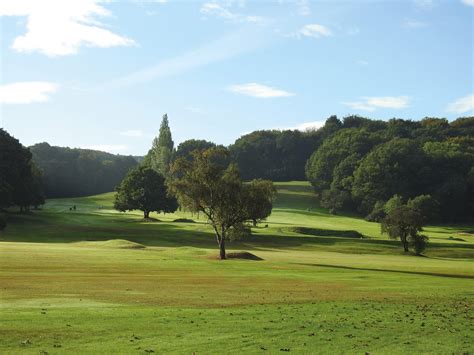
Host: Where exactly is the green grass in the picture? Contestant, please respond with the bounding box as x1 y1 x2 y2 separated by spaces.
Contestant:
0 181 473 353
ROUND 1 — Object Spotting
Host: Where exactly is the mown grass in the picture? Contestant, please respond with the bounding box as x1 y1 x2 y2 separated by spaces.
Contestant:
0 181 473 353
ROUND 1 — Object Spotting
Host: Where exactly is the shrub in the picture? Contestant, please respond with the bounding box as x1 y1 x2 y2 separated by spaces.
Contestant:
407 195 440 223
411 234 429 255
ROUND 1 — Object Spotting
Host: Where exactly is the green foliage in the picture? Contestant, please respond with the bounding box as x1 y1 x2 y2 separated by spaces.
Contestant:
384 194 404 214
244 179 276 226
0 129 44 210
365 200 386 222
412 234 429 255
174 139 216 161
169 147 275 259
303 116 474 222
381 205 426 254
30 142 137 198
144 114 174 176
227 223 252 241
407 195 440 223
230 129 322 181
114 166 177 218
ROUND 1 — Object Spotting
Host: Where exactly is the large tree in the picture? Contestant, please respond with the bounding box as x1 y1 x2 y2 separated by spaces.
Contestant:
381 205 427 254
144 114 174 176
114 166 178 219
169 147 275 259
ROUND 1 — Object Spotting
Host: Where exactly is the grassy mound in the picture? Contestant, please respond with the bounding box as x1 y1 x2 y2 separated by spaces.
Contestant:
226 252 263 261
289 227 365 239
173 218 196 223
84 239 146 249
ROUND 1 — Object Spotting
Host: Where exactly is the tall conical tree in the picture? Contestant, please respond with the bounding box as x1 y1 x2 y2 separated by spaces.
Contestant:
144 114 174 176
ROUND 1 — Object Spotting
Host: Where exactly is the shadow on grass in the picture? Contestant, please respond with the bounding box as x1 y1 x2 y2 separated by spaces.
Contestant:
294 262 474 279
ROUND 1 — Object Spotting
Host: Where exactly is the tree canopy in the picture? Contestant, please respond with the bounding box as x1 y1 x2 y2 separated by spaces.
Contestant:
114 165 178 219
0 129 44 211
169 147 275 259
143 114 174 176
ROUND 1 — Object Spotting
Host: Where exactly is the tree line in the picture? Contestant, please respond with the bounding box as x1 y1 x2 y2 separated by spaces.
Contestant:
0 129 45 230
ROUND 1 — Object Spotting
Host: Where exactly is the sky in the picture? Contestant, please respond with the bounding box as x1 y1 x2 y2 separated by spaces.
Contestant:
0 0 473 155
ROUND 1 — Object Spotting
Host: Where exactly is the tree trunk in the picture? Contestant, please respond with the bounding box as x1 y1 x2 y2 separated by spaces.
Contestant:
219 238 226 260
144 210 150 219
401 236 409 252
253 219 257 227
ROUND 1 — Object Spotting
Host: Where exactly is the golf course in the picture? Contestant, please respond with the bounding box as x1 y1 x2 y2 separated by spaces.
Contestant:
1 181 472 354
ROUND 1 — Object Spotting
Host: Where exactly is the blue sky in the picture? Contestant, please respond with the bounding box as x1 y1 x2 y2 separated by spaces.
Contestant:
0 0 473 155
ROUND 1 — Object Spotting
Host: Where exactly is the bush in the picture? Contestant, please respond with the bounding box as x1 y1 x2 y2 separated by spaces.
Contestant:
0 214 6 231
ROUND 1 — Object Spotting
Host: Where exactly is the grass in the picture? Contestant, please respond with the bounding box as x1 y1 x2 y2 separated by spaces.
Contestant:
0 181 473 353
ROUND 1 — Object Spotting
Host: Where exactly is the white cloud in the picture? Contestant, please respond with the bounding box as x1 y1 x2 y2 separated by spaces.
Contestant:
343 96 410 112
81 144 128 153
462 0 474 6
120 130 143 137
275 120 325 131
0 81 59 104
446 94 474 114
229 83 295 98
200 2 266 24
0 0 135 57
299 24 332 39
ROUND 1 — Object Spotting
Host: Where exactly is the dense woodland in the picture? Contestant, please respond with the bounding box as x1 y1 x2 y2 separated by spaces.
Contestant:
1 115 473 224
29 143 138 197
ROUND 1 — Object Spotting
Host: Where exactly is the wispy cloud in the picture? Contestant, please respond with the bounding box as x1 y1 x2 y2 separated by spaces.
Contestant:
296 0 311 16
274 120 325 131
81 144 128 153
0 81 59 104
120 130 143 137
343 96 410 112
446 94 474 114
101 29 267 89
298 24 332 39
356 59 369 66
402 18 429 29
229 83 295 98
0 0 135 56
461 0 474 6
200 2 267 24
413 0 435 10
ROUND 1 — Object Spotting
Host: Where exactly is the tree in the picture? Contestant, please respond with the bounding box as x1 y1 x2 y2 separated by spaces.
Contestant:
174 139 217 161
114 166 178 219
169 147 275 259
384 194 404 214
244 179 276 226
144 114 174 176
381 205 426 254
0 129 44 210
407 195 440 223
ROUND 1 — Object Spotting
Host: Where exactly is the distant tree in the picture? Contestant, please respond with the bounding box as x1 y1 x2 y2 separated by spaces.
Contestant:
169 147 275 259
174 139 216 161
365 200 386 222
381 205 426 254
0 129 44 210
30 142 137 198
144 114 174 176
244 179 276 226
407 195 440 223
114 166 178 219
